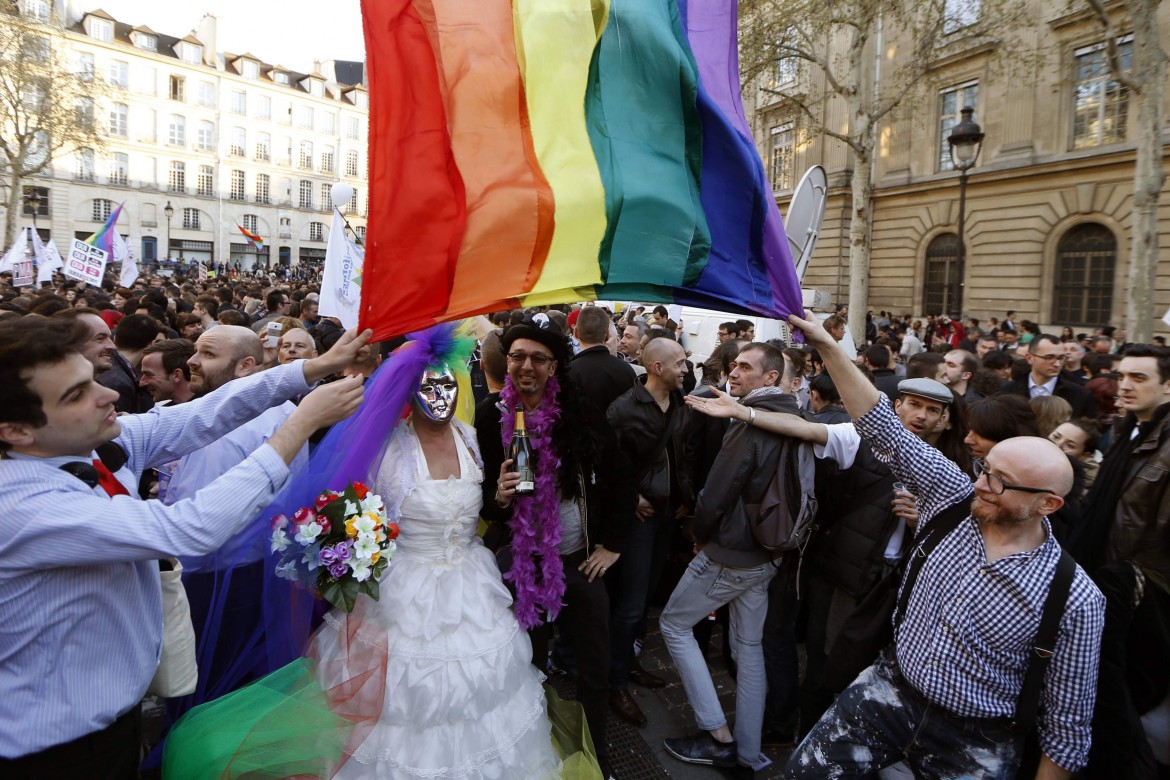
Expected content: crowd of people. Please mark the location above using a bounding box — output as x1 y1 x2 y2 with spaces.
0 268 1166 780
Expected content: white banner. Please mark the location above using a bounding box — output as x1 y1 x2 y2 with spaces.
111 230 138 288
0 229 28 274
318 209 365 330
64 238 108 288
37 238 63 285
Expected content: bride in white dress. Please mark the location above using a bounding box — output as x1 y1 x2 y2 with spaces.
314 367 562 779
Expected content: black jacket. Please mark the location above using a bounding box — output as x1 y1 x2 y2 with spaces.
96 352 154 415
872 368 901 404
569 345 636 420
606 376 694 519
999 376 1095 418
474 393 634 555
694 389 801 568
686 384 730 491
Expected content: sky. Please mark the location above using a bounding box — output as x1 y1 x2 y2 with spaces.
90 0 366 73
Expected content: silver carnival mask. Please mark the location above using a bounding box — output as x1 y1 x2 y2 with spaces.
415 368 459 422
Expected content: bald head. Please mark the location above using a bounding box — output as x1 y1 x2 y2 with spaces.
210 325 265 364
987 437 1074 499
188 325 265 395
643 337 688 393
642 336 684 368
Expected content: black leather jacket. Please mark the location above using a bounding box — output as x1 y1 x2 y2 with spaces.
606 376 694 519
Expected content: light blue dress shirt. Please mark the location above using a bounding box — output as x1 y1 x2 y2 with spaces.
0 361 310 757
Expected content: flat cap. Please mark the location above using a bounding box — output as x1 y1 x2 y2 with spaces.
897 377 954 405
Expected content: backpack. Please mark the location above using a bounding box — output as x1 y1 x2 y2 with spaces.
751 434 818 552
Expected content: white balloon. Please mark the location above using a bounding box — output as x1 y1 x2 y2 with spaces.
330 182 354 209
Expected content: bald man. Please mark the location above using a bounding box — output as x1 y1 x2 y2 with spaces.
605 335 693 727
161 324 311 720
774 313 1104 780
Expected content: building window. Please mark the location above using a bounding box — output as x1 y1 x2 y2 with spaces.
242 60 259 80
355 225 366 242
168 114 186 146
345 149 359 177
922 233 964 317
169 75 185 102
1073 39 1133 149
258 95 272 120
109 61 128 89
169 161 186 193
77 51 94 81
231 90 246 115
939 81 979 171
26 0 50 21
309 222 325 241
110 153 129 186
296 106 314 130
355 92 368 110
943 0 980 33
197 165 214 196
180 42 202 65
137 33 157 52
769 122 794 191
197 120 214 151
140 108 157 143
109 103 128 137
256 173 270 204
197 81 215 108
299 140 314 170
230 127 246 157
309 80 324 98
345 117 360 140
322 112 335 135
183 208 200 230
299 180 312 209
90 18 113 42
243 214 258 232
321 146 335 174
256 132 271 161
321 183 333 212
93 198 113 221
348 188 360 215
1053 223 1116 326
274 71 290 86
230 170 246 201
77 148 95 181
75 97 95 130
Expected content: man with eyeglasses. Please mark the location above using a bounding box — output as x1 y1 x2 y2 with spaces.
999 334 1095 418
776 311 1104 780
474 317 634 780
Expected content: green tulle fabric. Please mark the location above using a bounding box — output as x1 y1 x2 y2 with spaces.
163 659 600 779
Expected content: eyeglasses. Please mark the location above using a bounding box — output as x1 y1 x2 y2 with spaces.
1031 353 1064 362
506 351 554 367
972 458 1055 496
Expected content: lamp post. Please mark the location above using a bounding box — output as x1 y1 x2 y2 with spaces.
24 189 42 236
163 200 174 265
946 106 984 317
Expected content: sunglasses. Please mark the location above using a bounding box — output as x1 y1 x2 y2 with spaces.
506 351 554 367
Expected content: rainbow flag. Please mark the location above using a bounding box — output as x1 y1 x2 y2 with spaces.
358 0 802 340
237 224 264 252
85 202 124 257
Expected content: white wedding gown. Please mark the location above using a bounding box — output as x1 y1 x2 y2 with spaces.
316 421 560 779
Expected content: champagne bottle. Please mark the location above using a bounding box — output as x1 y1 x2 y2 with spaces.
510 405 536 496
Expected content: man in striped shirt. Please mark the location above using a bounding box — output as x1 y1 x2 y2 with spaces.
776 312 1105 779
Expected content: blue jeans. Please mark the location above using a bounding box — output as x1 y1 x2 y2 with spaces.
659 551 778 766
610 511 676 688
785 651 1021 779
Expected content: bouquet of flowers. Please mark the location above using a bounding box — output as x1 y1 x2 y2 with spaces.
269 481 398 613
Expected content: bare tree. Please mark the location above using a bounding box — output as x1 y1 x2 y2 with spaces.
1083 0 1167 343
740 0 1024 343
0 7 106 244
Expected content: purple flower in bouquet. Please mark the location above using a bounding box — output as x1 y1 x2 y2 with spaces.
328 561 348 579
319 545 340 567
334 541 352 561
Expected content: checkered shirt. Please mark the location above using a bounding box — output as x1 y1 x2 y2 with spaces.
853 400 1106 771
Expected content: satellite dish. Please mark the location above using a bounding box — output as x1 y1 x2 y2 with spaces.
785 165 828 283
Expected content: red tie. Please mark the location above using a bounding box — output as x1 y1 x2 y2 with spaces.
93 460 130 497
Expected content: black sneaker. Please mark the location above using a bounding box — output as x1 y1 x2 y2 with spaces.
663 731 738 768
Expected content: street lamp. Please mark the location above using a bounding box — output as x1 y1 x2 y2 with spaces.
24 189 42 235
946 106 984 317
163 200 174 264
